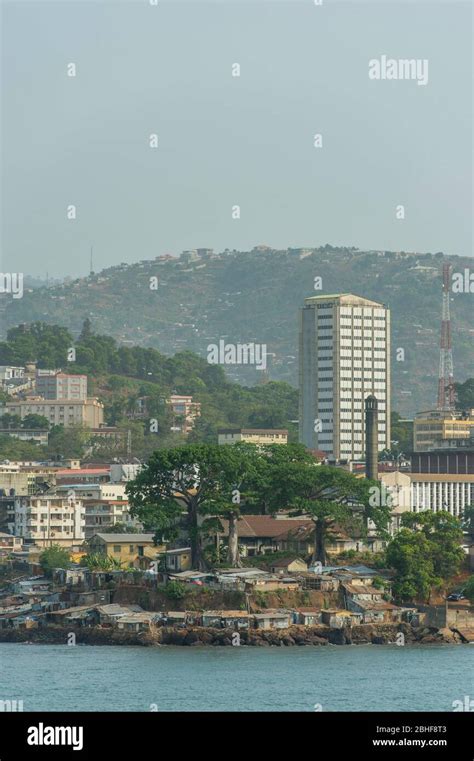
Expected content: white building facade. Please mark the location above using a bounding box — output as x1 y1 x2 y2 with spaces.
410 474 474 519
299 294 391 460
14 495 85 547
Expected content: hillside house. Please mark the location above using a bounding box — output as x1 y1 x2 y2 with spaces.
217 516 313 557
87 533 160 568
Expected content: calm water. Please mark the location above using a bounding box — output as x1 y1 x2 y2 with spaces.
2 643 472 712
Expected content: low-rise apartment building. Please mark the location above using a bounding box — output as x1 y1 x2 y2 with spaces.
35 371 87 400
4 398 104 428
14 495 85 548
83 500 134 539
169 395 201 434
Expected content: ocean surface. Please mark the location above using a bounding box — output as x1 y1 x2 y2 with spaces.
1 643 472 712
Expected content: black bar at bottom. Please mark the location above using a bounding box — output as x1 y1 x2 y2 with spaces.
0 712 471 759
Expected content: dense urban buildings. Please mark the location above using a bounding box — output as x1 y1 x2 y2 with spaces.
298 293 391 460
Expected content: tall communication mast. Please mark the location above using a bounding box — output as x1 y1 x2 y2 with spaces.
437 263 455 410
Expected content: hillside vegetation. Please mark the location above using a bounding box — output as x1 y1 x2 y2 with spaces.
0 322 298 458
3 246 473 415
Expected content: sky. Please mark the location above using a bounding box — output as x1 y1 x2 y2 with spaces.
1 0 472 278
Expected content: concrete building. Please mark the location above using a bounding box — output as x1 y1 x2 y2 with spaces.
410 473 474 519
35 371 87 400
168 394 201 434
83 500 134 539
0 366 25 381
0 366 32 397
48 483 128 502
14 495 85 547
299 294 390 460
4 398 104 428
411 448 474 475
379 470 472 520
0 496 16 533
109 463 143 483
87 533 159 567
0 532 23 552
47 483 131 540
217 428 288 446
0 464 56 497
378 471 412 533
413 409 474 452
0 429 49 446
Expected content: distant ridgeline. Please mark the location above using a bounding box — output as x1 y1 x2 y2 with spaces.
2 246 473 416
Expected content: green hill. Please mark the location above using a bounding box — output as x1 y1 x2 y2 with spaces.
3 246 472 416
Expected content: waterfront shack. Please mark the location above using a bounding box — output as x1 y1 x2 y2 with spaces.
253 609 292 630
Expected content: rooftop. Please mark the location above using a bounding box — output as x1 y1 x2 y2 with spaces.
90 533 155 543
304 294 386 308
218 515 313 539
270 557 306 567
217 428 288 435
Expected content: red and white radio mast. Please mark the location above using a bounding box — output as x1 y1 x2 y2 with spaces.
437 262 455 410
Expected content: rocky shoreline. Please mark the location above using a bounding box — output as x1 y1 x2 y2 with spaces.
0 623 466 647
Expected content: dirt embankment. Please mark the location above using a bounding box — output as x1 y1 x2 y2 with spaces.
0 623 463 647
112 584 335 612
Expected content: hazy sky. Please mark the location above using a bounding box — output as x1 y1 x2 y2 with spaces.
1 0 472 277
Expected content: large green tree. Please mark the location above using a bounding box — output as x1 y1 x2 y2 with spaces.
455 378 474 410
39 545 71 574
386 511 464 602
244 442 315 515
21 413 49 430
126 443 258 570
385 530 439 602
399 511 465 580
253 455 391 563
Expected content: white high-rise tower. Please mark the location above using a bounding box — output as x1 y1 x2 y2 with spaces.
299 293 391 460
